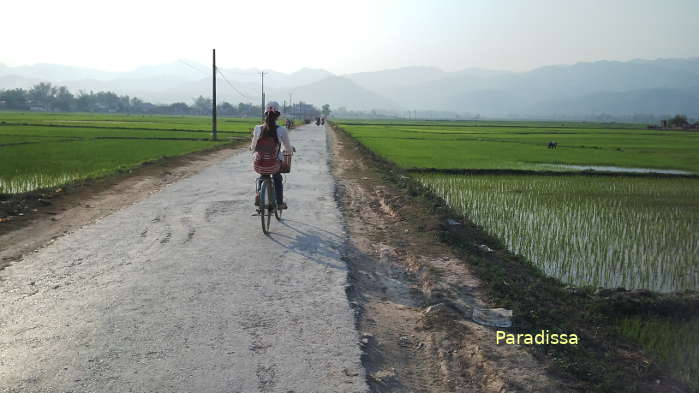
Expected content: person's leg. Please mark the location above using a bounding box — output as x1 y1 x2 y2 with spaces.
273 173 283 204
255 177 261 206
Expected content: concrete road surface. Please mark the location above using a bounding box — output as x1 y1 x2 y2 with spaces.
0 124 367 393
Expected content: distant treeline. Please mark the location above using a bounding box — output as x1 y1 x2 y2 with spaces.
332 106 697 125
0 82 321 117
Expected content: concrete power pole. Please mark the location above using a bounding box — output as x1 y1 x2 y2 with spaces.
259 71 267 118
211 49 217 141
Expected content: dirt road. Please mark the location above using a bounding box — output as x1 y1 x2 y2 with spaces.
0 124 367 392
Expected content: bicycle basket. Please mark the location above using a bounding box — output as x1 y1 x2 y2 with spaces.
279 152 292 174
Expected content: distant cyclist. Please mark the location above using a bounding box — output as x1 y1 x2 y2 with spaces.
250 101 293 209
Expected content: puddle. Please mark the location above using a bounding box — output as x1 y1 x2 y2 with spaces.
541 164 693 175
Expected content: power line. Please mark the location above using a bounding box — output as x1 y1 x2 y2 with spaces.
179 57 252 101
178 59 208 75
216 69 251 100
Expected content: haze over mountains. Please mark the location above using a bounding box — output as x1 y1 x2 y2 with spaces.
1 58 698 118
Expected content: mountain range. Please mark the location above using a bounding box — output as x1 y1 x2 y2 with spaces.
1 58 698 118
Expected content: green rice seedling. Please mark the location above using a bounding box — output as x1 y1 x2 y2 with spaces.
0 172 83 195
1 138 226 195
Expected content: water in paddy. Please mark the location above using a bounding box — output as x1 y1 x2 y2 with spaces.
542 164 693 175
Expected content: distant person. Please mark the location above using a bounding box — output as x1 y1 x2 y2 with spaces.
250 101 293 209
321 117 325 125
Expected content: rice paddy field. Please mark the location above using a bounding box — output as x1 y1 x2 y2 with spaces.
337 119 699 292
337 119 699 388
338 121 699 173
414 173 698 292
0 112 258 194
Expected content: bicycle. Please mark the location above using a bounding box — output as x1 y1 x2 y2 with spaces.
256 174 281 235
254 148 294 234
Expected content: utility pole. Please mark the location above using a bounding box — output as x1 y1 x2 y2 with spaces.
259 71 267 117
289 92 293 118
211 49 217 141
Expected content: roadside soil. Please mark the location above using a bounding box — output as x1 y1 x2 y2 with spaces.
329 126 575 393
0 145 240 271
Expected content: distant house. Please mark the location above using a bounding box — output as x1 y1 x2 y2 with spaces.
30 105 48 112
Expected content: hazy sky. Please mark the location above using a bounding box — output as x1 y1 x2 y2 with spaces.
3 0 698 74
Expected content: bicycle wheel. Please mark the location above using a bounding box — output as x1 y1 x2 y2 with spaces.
266 178 275 231
274 181 283 221
275 204 283 220
260 177 272 234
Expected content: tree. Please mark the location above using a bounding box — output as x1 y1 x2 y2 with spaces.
321 104 331 117
28 82 56 109
75 91 95 112
218 102 236 116
168 102 190 115
193 96 212 115
296 101 320 117
0 88 30 110
54 86 74 112
130 97 146 113
668 114 689 128
94 91 122 112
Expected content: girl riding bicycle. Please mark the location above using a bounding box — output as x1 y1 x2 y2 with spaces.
251 101 293 209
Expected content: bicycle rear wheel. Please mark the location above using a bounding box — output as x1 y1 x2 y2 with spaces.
260 178 272 234
267 178 277 227
274 189 283 220
275 206 283 220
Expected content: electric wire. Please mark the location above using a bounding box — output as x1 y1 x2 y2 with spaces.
178 59 208 74
216 68 252 100
178 58 254 101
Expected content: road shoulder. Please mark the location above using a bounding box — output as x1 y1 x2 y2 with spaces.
329 125 572 392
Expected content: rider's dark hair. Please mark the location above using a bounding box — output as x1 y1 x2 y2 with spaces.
261 110 280 144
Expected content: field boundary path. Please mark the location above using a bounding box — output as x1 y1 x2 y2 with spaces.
0 123 368 392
